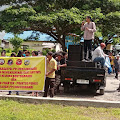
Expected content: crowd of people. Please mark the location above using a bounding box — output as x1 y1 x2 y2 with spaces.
0 15 119 97
0 49 68 97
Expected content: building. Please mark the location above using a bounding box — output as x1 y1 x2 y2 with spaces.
2 31 62 52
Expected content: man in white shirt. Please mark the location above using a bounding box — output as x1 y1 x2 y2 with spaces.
92 43 107 68
81 16 96 60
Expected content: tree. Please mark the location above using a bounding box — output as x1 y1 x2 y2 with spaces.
9 35 23 53
112 37 120 46
0 5 104 51
0 0 120 50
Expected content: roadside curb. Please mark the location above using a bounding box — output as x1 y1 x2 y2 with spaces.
0 95 120 108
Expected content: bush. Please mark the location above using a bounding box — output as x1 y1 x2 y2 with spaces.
26 49 36 53
42 48 56 56
9 35 23 53
4 48 12 53
6 53 11 57
42 50 47 56
42 48 51 56
0 48 3 53
52 49 56 53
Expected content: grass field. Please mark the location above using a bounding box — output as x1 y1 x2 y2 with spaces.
0 100 120 120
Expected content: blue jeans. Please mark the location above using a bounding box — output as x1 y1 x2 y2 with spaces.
93 57 105 67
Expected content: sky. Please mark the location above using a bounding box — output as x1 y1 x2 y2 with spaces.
0 5 9 11
0 5 55 41
0 5 9 39
3 31 55 41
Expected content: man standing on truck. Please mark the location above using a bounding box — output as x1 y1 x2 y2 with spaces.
43 52 57 98
92 43 107 68
81 16 96 61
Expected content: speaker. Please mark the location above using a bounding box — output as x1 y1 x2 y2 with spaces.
68 45 83 61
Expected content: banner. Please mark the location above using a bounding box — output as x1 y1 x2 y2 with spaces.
0 56 46 91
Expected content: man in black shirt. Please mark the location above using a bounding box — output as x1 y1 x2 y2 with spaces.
55 53 67 94
114 55 119 79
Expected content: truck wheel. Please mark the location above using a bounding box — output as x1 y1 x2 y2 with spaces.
64 85 70 93
91 89 97 95
100 89 104 95
63 82 70 93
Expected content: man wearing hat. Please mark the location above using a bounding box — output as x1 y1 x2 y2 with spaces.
55 53 67 94
92 43 107 68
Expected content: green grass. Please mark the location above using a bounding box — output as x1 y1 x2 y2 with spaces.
0 100 120 120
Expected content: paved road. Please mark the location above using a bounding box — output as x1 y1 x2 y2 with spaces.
94 74 120 101
55 74 120 101
0 74 120 101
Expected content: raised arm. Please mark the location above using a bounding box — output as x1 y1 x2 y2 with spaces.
81 21 85 31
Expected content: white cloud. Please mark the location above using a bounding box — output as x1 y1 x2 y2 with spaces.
0 5 9 11
0 31 6 40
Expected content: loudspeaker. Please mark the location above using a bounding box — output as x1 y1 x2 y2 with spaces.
68 45 83 61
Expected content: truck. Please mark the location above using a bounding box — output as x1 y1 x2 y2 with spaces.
61 45 106 95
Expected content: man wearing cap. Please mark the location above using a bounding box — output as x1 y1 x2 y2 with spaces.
92 43 107 68
55 53 67 94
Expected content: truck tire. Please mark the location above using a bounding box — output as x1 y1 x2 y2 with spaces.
64 85 70 93
100 89 104 95
63 81 70 93
91 89 97 95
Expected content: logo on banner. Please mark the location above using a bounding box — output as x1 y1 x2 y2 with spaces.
0 59 5 65
16 59 22 65
7 59 13 65
24 60 30 65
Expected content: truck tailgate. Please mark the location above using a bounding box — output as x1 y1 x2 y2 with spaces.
61 67 105 80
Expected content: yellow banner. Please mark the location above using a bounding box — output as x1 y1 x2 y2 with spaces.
0 56 46 91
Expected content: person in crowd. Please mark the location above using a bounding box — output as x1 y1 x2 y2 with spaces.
92 43 108 68
61 51 68 64
7 53 19 95
32 51 38 57
31 51 39 97
11 52 17 57
81 16 96 61
55 53 67 94
43 52 57 98
109 52 115 73
116 55 120 91
17 50 23 57
114 55 119 79
38 50 42 56
1 50 6 57
22 50 27 57
52 52 58 59
25 50 30 57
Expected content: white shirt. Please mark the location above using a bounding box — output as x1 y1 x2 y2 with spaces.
92 46 105 61
81 22 96 40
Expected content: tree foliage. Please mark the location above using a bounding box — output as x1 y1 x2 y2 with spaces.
112 37 120 46
0 0 120 50
9 35 23 53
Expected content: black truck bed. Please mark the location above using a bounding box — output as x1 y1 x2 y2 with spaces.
61 66 105 79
